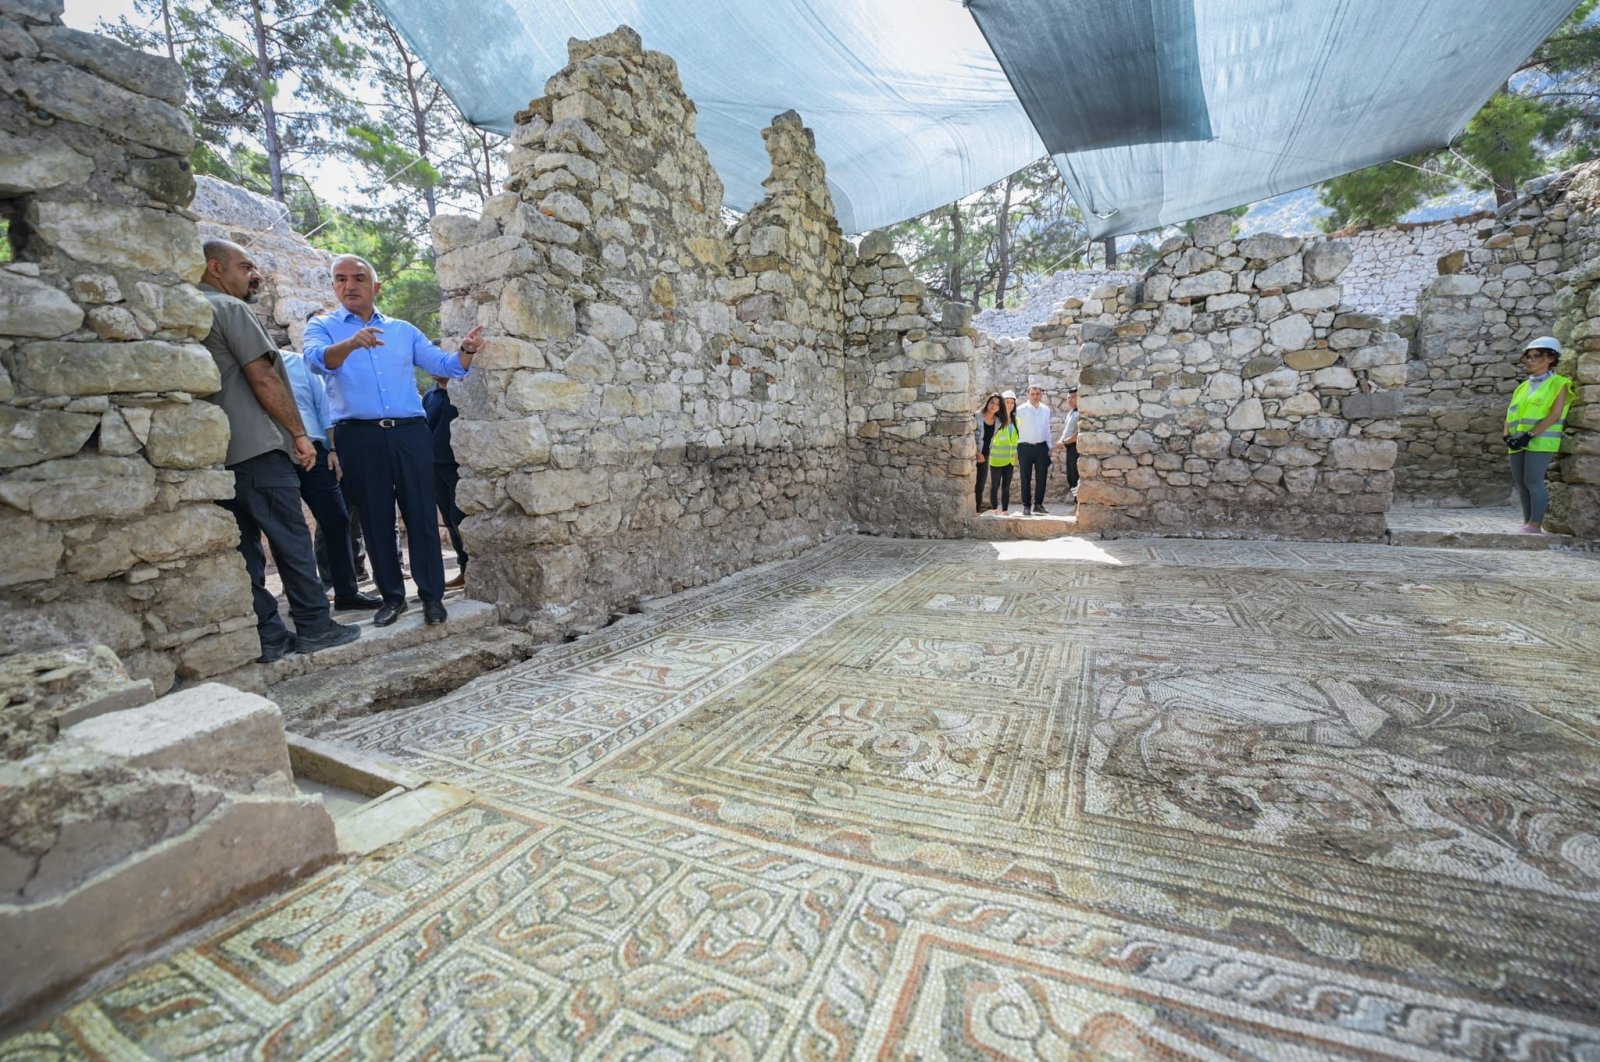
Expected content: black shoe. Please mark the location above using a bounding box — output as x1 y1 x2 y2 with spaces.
256 639 292 664
423 600 447 625
374 600 409 627
1033 506 1050 515
333 592 383 610
294 621 361 654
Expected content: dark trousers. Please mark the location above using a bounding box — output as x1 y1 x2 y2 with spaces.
1018 442 1050 508
298 440 360 598
338 420 445 603
435 462 468 566
221 450 331 651
975 460 990 512
1064 443 1080 491
988 464 1014 511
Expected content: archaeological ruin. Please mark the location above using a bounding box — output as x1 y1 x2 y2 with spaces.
2 1 1597 1052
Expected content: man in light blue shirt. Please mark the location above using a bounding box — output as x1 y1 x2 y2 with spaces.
282 348 378 611
304 254 484 627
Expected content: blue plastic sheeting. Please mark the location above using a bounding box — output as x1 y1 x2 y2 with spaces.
374 0 1045 234
1042 0 1578 238
377 0 1578 238
970 0 1212 155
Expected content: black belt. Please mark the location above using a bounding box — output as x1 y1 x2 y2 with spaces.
338 417 425 428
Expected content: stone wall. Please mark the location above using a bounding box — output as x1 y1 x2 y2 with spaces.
1334 216 1485 320
844 233 976 537
432 29 857 633
973 267 1143 340
192 175 332 349
1067 214 1404 539
0 0 255 693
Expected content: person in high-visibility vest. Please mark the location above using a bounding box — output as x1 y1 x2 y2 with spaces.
987 397 1020 516
1504 335 1574 534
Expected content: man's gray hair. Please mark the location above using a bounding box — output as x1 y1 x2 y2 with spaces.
331 253 379 282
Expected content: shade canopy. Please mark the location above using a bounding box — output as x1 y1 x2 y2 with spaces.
376 0 1578 237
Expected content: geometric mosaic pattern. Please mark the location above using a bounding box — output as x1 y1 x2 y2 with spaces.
10 536 1600 1058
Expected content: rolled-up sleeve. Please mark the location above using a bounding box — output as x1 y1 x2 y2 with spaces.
303 317 336 376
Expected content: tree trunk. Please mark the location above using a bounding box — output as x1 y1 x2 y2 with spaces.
994 174 1015 307
159 0 176 61
249 0 285 202
948 204 964 303
477 129 495 200
1103 236 1117 268
388 23 438 221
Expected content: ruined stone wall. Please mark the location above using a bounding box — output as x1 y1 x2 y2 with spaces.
1539 168 1600 536
973 267 1143 340
192 175 331 349
1334 216 1485 320
432 29 852 633
1071 215 1404 539
0 0 254 693
1403 198 1563 505
844 233 975 537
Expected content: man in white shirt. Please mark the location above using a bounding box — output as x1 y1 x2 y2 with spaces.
1013 385 1053 515
1055 387 1080 499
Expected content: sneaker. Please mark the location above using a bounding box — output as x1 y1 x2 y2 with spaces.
1034 506 1050 515
295 621 362 654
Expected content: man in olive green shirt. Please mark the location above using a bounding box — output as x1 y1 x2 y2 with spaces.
200 240 359 662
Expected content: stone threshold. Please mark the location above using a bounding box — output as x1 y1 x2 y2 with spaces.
205 598 502 694
1388 528 1591 551
289 732 473 855
967 509 1081 539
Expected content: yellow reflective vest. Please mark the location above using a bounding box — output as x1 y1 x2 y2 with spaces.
1505 373 1574 453
988 423 1019 467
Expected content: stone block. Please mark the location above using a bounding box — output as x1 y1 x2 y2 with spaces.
1312 366 1358 390
1268 315 1314 351
507 371 591 413
1283 349 1339 371
1431 274 1483 297
144 402 230 468
0 456 158 520
453 419 551 472
1342 392 1404 419
66 683 292 787
6 340 220 396
1191 214 1234 248
0 645 151 758
1256 254 1303 289
0 270 85 338
1329 438 1397 470
1225 398 1266 431
500 277 576 341
0 407 98 469
1171 270 1232 299
0 794 335 1023
581 302 638 340
8 59 191 155
1304 242 1352 283
0 130 93 195
1239 234 1301 261
30 202 202 279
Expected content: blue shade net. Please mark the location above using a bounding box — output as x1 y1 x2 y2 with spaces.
378 0 1577 238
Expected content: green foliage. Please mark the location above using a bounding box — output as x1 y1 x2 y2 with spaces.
1319 4 1600 226
1456 93 1555 199
877 158 1087 309
1318 157 1449 231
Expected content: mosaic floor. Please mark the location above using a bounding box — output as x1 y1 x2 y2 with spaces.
10 536 1600 1059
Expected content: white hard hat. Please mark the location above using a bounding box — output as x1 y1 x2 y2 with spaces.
1522 336 1562 355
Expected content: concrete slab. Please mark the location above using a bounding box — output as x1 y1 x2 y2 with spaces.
331 783 472 855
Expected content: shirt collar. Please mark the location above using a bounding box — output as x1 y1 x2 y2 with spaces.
1529 370 1553 385
337 306 386 325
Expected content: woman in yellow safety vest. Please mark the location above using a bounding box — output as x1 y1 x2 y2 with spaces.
987 398 1019 515
1504 335 1574 534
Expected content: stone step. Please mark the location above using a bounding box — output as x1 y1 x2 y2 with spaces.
209 598 502 696
271 625 537 734
1388 528 1583 551
966 509 1080 539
